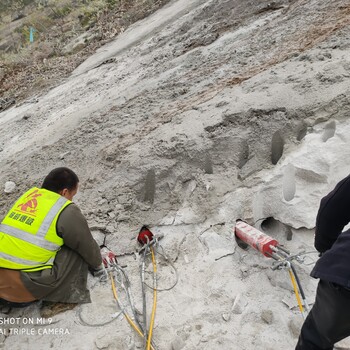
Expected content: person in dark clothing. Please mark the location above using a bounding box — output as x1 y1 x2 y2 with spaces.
0 167 104 311
296 174 350 349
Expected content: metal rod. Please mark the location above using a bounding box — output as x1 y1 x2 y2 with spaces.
276 244 290 255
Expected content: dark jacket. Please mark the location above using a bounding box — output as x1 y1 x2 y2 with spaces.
15 203 102 303
311 174 350 288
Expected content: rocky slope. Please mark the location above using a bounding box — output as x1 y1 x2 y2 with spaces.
1 0 350 349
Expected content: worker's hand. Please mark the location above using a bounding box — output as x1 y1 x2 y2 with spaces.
89 263 108 281
101 247 117 268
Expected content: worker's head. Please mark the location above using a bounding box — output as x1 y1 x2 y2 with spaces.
41 167 79 200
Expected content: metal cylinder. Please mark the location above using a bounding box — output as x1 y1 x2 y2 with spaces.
234 221 279 257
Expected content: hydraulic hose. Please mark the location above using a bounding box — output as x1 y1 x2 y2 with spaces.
115 264 144 333
271 248 309 317
269 250 307 319
141 243 149 349
144 248 179 292
147 246 157 350
290 263 310 313
288 268 306 319
110 271 156 350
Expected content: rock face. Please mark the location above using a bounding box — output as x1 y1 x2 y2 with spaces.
0 0 349 349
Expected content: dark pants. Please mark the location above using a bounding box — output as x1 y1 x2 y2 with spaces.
21 246 90 303
296 279 350 349
0 298 36 308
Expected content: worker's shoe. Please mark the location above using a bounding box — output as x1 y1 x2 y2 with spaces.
40 301 77 318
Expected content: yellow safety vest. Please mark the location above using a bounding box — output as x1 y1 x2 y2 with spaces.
0 187 71 272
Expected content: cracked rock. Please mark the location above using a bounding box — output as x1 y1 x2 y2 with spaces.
231 294 248 314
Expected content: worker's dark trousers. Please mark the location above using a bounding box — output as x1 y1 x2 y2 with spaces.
295 279 350 350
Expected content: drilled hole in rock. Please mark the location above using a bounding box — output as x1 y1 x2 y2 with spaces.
283 164 296 201
260 217 276 232
271 131 284 165
234 220 249 250
238 140 249 169
143 168 156 203
204 154 213 174
260 217 293 242
321 120 336 142
234 234 250 250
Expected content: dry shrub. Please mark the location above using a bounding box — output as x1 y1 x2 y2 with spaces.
0 0 171 103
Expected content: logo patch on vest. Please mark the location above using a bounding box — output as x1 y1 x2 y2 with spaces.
16 189 42 216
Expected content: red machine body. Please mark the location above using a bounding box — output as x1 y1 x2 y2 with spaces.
234 220 278 257
137 226 154 245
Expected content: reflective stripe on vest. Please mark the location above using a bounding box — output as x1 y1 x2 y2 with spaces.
0 188 71 271
0 224 60 251
0 251 55 266
36 196 68 239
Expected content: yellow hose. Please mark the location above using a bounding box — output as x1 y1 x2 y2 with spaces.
288 269 305 319
147 247 157 350
109 271 156 350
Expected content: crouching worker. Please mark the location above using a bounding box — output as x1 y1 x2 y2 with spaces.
0 167 104 313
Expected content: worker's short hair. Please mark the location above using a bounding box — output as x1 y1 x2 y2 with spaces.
41 167 79 193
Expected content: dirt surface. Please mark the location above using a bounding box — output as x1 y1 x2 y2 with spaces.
0 0 171 108
1 0 350 349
